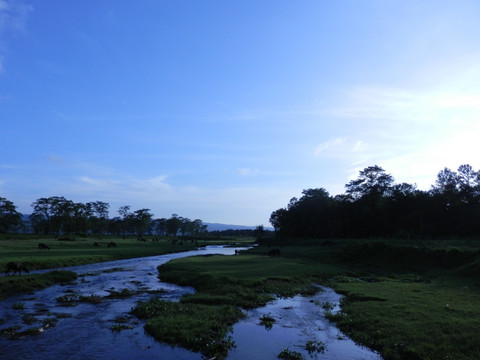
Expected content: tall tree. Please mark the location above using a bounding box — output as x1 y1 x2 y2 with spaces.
132 208 153 238
345 165 394 200
118 205 132 238
166 214 182 236
30 196 74 234
89 201 110 235
0 197 23 233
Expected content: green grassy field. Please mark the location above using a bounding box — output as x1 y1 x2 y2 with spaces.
0 235 204 300
142 239 480 360
0 235 210 271
2 235 480 359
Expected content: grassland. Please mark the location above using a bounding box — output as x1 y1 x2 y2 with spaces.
139 238 480 360
0 234 207 300
3 234 480 359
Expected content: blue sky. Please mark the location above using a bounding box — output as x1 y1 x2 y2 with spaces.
1 0 480 226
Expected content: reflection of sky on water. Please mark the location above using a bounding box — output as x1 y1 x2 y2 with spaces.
229 288 382 360
1 246 381 359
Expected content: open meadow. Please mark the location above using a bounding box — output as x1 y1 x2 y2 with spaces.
0 234 251 300
2 235 480 359
146 238 480 360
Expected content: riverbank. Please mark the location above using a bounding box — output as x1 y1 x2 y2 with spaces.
0 236 251 300
148 239 480 360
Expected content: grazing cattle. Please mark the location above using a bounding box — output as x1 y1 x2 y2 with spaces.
93 242 99 247
5 262 30 276
268 248 281 257
235 250 239 255
38 242 50 250
107 242 117 248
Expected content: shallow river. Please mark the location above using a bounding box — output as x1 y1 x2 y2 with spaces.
0 246 382 360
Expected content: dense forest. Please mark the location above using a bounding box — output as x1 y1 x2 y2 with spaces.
270 164 480 239
0 197 206 238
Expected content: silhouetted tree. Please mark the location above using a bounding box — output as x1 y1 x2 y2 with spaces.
0 197 23 233
132 208 153 238
166 214 182 236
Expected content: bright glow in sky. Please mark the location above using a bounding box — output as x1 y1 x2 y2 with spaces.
1 0 480 226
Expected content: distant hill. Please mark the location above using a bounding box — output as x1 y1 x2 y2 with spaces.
204 223 273 232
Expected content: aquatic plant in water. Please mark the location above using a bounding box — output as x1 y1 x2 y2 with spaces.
305 340 326 353
278 347 304 360
259 314 276 329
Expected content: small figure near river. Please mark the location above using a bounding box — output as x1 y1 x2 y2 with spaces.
5 262 30 276
268 248 281 256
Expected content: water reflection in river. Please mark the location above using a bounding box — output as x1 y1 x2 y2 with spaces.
229 289 382 360
0 246 381 360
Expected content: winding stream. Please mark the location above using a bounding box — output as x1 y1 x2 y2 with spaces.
0 246 381 360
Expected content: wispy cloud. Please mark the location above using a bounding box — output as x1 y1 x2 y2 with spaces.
0 0 33 33
328 83 480 189
314 137 347 156
0 0 33 73
436 94 480 109
237 168 259 176
47 155 65 164
314 137 370 160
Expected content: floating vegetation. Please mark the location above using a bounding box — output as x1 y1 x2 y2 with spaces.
0 325 21 337
42 317 58 329
105 288 140 299
12 302 25 310
109 315 137 332
278 347 304 360
56 294 80 306
259 314 276 330
22 314 37 325
110 324 134 332
1 310 69 339
0 326 42 339
51 312 72 319
79 294 104 304
321 301 335 311
305 340 326 353
113 316 131 323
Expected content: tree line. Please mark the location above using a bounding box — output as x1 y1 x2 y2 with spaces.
0 196 206 238
270 164 480 239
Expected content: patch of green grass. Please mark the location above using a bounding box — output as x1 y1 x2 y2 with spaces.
158 253 336 308
328 279 480 360
132 298 244 359
0 270 78 301
0 236 200 273
152 240 480 360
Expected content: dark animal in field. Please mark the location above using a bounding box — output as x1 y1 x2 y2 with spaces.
38 242 50 250
137 238 147 242
5 262 30 276
107 242 117 248
235 250 239 255
93 242 99 247
268 248 281 256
